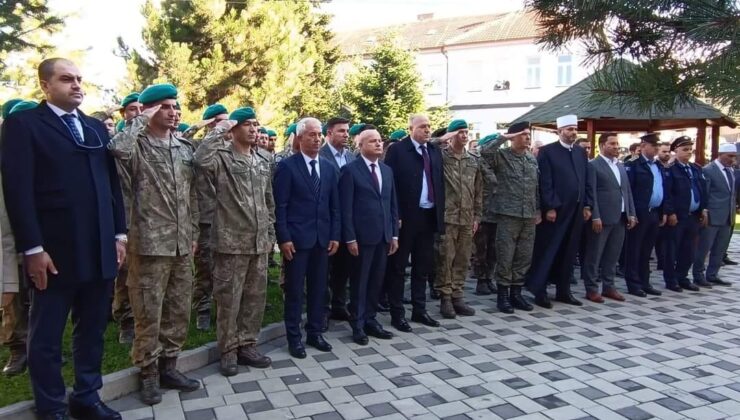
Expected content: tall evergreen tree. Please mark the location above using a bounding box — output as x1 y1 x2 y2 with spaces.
0 0 61 73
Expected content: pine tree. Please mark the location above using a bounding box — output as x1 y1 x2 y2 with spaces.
527 0 740 115
0 0 61 73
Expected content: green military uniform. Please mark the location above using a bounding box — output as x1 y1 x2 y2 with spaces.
108 113 199 370
194 125 275 361
435 146 482 313
472 144 499 294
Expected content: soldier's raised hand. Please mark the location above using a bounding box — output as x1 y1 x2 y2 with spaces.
217 119 238 131
141 104 161 119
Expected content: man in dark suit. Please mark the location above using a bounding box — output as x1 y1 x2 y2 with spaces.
527 114 588 308
1 58 126 420
582 133 637 303
624 133 670 297
663 136 708 292
694 143 737 285
339 127 398 345
319 117 355 324
383 114 445 332
273 117 340 359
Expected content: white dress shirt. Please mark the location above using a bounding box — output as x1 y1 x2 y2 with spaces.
302 152 320 178
559 140 574 151
714 159 733 190
47 102 84 142
410 138 434 209
601 154 625 212
327 142 348 168
361 155 382 192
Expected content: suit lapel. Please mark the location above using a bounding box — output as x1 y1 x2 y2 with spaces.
357 159 381 198
36 102 78 145
295 154 318 200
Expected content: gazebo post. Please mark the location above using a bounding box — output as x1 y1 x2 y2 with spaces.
695 120 707 165
710 124 720 161
586 119 596 158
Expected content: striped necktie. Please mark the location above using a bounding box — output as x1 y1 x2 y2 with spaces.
310 160 320 196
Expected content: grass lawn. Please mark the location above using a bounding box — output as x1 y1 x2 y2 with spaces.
0 263 284 408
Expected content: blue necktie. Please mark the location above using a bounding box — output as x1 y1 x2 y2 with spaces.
684 165 700 205
61 113 84 145
724 167 734 191
310 160 320 196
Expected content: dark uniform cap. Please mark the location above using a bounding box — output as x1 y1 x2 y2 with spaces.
670 135 693 151
640 132 660 145
507 121 530 134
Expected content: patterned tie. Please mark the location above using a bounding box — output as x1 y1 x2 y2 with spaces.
370 163 380 193
61 113 84 145
310 160 320 196
724 167 734 191
419 145 435 203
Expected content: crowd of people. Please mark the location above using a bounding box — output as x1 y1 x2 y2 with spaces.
0 58 738 420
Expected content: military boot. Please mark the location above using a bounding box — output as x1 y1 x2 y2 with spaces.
510 286 533 311
238 345 272 368
439 296 456 319
219 350 238 377
196 309 211 331
496 285 514 314
159 357 200 392
486 279 497 294
139 362 161 405
2 345 27 377
452 297 475 316
118 318 134 345
475 279 492 295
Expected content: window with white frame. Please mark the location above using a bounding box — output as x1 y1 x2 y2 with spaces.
526 57 541 88
557 55 573 86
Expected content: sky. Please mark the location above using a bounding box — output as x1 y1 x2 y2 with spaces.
42 0 525 102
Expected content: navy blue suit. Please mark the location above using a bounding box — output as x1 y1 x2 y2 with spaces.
624 155 671 292
1 101 125 415
663 162 707 287
273 153 340 345
383 137 445 320
339 157 398 331
527 142 588 297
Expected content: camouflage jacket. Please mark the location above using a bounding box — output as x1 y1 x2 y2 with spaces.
194 133 229 225
441 147 483 226
108 115 199 256
480 135 540 219
194 127 275 255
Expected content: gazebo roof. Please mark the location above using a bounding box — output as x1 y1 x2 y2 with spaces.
511 61 737 132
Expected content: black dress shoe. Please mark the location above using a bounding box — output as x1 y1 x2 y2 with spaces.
555 293 583 306
694 280 713 288
306 335 333 352
723 256 738 265
411 312 440 327
534 294 553 309
69 400 121 420
709 278 732 286
665 284 683 293
330 308 351 321
352 331 369 346
628 289 647 297
679 282 700 292
289 344 307 359
391 318 412 333
365 325 393 340
643 286 663 295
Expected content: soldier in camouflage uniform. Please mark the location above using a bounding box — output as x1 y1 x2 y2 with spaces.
108 84 201 405
434 120 482 318
194 108 275 377
479 122 540 314
472 149 499 296
192 104 229 331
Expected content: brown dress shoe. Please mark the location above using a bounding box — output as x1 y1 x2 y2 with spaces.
602 289 625 301
585 291 604 303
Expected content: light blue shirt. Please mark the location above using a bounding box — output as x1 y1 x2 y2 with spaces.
326 142 348 168
680 162 700 212
410 138 434 209
646 156 663 209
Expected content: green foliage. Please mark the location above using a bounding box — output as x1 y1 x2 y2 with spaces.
527 0 740 115
122 0 340 131
339 36 449 137
0 0 62 72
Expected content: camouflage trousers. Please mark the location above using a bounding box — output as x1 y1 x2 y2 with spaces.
435 223 474 298
472 222 497 280
111 257 133 325
128 255 194 368
192 223 213 313
213 253 268 353
1 271 28 349
494 214 536 287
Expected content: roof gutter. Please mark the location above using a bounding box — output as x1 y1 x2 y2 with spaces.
441 45 449 103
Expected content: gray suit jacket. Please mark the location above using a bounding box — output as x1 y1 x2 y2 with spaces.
320 143 356 175
703 161 736 227
587 155 636 225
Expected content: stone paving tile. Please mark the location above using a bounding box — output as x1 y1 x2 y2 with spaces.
109 241 740 419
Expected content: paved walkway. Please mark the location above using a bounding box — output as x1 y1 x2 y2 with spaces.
111 238 740 420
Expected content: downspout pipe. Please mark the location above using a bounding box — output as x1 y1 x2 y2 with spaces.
441 45 449 103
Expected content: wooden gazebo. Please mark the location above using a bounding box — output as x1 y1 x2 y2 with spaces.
510 65 737 164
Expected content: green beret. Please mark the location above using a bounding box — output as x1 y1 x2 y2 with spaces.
285 123 297 137
259 127 268 134
120 92 140 109
348 123 365 136
447 119 468 132
177 123 190 132
203 103 228 120
266 129 277 137
389 129 407 141
2 98 23 119
116 120 126 133
8 100 38 115
229 107 257 125
478 133 501 147
138 83 178 105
